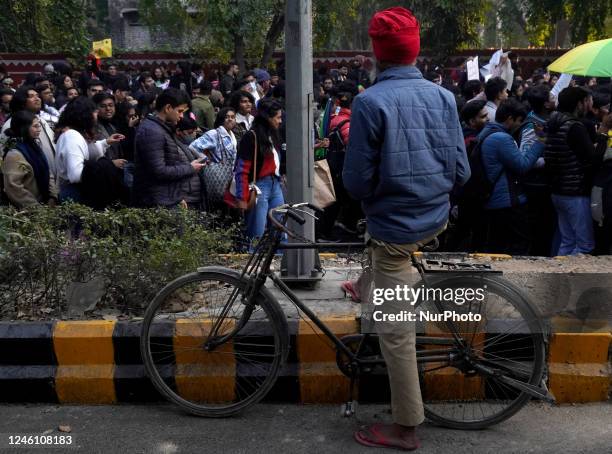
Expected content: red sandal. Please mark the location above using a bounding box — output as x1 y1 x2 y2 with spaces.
341 280 361 303
353 424 420 451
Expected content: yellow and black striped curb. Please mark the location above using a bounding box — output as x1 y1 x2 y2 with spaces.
548 332 612 403
0 319 610 404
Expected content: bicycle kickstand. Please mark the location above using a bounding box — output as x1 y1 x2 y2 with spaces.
342 374 358 417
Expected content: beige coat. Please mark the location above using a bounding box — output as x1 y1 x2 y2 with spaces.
2 149 58 208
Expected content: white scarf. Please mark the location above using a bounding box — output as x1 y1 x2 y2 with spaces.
236 112 254 130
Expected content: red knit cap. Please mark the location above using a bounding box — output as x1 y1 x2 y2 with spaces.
368 7 420 64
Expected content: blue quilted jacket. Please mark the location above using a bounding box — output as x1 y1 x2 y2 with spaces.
133 116 196 207
343 65 470 244
479 122 544 210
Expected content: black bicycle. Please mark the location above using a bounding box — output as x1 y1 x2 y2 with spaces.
140 202 551 430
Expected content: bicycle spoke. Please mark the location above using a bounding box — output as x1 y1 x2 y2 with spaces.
420 276 544 429
141 271 285 416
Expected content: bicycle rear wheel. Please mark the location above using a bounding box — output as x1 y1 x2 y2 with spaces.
140 267 288 417
416 275 546 429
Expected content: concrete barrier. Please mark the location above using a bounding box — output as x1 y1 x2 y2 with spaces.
0 253 610 404
0 317 609 404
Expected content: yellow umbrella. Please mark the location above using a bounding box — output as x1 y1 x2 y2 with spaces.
548 38 612 77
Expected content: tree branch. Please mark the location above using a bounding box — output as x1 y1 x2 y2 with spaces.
260 10 285 68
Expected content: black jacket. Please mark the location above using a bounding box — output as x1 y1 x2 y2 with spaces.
81 157 129 210
220 74 235 96
545 111 607 196
133 116 195 207
348 68 370 88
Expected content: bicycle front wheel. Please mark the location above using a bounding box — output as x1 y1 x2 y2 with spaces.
416 275 546 430
140 267 289 417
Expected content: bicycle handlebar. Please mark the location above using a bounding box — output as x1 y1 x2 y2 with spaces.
286 209 306 225
267 203 322 237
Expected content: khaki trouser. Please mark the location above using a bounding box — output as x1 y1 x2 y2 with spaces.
368 229 443 427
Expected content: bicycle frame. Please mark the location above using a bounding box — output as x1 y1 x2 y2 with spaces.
268 270 460 368
202 208 553 402
207 220 463 372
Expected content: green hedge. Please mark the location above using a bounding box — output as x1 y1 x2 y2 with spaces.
0 204 237 320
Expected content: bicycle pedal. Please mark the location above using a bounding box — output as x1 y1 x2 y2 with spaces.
341 400 358 417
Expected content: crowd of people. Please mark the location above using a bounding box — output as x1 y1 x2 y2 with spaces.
0 50 610 255
316 59 611 258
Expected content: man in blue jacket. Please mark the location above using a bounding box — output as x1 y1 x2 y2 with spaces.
344 7 470 451
479 99 545 254
133 88 205 208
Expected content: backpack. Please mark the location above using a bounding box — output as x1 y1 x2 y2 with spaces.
327 119 349 154
460 129 504 206
326 119 349 177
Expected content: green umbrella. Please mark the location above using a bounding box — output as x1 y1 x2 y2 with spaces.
548 38 612 77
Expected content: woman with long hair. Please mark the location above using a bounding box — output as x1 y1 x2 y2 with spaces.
189 107 238 211
54 74 74 109
190 107 237 162
137 91 158 120
113 101 140 190
55 96 123 202
228 90 255 142
2 110 57 207
152 66 170 89
234 98 285 240
114 101 140 162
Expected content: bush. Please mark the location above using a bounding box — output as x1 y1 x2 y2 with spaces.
0 204 237 320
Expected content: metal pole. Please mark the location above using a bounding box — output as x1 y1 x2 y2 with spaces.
281 0 321 284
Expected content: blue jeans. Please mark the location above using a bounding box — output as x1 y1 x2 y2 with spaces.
246 175 284 240
551 194 594 255
123 162 135 188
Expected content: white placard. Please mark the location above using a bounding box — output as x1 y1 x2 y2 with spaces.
489 49 503 67
551 73 572 101
467 57 479 81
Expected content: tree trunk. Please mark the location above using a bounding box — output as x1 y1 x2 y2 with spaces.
260 11 285 68
234 33 246 73
546 19 570 48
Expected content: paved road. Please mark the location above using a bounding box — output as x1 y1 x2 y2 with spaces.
0 402 610 453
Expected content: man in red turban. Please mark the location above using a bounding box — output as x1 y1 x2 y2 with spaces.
344 7 470 451
368 6 420 66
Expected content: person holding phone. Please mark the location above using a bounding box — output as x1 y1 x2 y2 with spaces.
133 88 205 208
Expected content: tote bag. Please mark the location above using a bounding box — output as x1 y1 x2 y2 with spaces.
313 159 336 208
